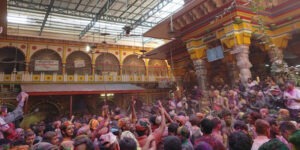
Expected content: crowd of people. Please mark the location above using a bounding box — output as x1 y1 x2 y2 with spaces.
1 76 300 150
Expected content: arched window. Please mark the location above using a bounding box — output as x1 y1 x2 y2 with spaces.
66 51 92 75
122 55 146 75
0 46 25 74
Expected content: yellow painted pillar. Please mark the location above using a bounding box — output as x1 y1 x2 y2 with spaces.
25 43 31 73
62 46 67 75
219 20 253 84
91 53 96 75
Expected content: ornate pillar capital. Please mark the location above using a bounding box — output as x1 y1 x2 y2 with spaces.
186 38 207 60
270 34 291 49
218 21 252 49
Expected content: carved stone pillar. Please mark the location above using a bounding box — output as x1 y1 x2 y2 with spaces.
227 62 239 86
193 59 209 110
268 47 283 63
234 45 252 85
193 59 207 92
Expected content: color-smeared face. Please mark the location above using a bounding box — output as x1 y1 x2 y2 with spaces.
286 83 294 91
65 125 74 137
51 135 59 146
25 135 35 146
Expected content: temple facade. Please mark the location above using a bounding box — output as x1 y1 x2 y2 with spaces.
145 0 300 107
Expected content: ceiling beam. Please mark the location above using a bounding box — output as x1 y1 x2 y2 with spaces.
75 0 83 10
79 0 117 39
118 0 139 18
8 0 157 27
115 0 173 42
39 0 54 36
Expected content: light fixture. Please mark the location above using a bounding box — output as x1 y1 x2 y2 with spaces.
265 64 270 67
86 45 90 52
100 93 114 97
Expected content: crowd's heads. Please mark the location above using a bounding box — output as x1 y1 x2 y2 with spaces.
265 118 279 138
259 139 289 150
175 115 187 126
278 109 290 121
88 119 99 131
24 129 35 146
177 126 190 140
99 132 118 150
211 117 222 130
43 131 59 146
260 108 269 119
119 137 137 150
228 131 252 150
15 128 25 140
168 122 179 136
120 131 139 148
163 136 182 150
135 118 150 136
285 80 295 91
221 109 232 126
194 142 213 150
73 135 94 150
200 118 214 135
77 125 92 138
118 117 131 131
233 120 248 133
255 119 270 137
289 130 300 150
60 121 74 137
247 112 262 125
189 115 200 126
279 121 297 140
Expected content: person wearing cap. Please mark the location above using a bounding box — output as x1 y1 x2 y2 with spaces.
283 80 300 122
0 92 28 140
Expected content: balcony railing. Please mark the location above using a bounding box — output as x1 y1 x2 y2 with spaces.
0 72 175 84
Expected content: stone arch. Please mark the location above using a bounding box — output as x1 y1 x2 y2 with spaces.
148 59 168 76
29 101 62 120
0 46 25 74
95 52 120 75
122 54 146 75
30 49 62 74
66 51 92 75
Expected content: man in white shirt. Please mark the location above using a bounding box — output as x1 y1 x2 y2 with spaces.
283 80 300 122
251 119 270 150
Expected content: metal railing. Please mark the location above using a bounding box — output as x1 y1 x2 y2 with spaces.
0 72 175 84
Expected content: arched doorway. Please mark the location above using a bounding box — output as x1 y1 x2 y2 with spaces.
122 55 146 75
66 51 92 75
29 101 62 121
249 42 271 79
148 59 168 76
95 53 120 75
285 33 300 66
0 46 25 74
30 49 62 74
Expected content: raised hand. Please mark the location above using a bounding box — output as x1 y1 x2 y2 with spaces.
17 92 28 102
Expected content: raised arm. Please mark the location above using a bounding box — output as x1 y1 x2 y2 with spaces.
130 96 137 123
157 100 166 132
